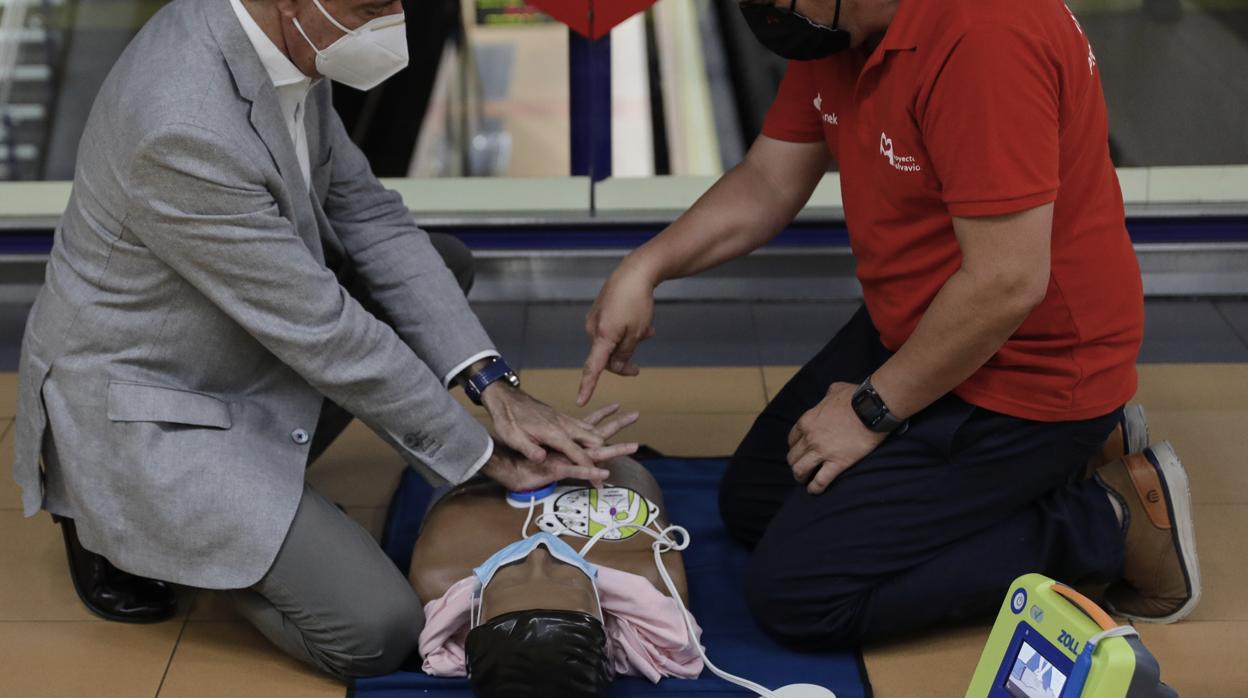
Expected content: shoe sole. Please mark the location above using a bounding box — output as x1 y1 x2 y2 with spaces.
1123 404 1149 456
1108 441 1202 624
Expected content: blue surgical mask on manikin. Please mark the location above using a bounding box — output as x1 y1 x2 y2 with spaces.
470 532 602 628
474 531 599 588
292 0 409 91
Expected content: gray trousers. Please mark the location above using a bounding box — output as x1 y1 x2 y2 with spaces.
229 233 475 678
229 484 424 678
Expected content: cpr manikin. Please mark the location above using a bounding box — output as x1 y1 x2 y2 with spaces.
409 458 837 698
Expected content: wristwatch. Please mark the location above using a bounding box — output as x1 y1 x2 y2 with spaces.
463 357 521 405
851 376 907 434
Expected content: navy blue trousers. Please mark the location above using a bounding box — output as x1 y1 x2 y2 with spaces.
719 306 1126 647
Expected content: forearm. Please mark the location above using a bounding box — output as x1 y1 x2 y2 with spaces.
870 270 1042 420
625 164 796 284
624 137 828 286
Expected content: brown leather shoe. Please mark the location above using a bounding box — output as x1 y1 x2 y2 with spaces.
1095 442 1201 623
1084 404 1149 479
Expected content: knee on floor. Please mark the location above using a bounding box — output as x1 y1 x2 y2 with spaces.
743 557 869 648
312 596 423 678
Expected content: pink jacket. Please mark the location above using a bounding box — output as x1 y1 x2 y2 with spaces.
419 567 704 683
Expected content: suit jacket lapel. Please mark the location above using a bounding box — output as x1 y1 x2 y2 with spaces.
202 0 323 262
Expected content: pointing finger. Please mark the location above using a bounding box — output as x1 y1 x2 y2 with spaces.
578 335 617 407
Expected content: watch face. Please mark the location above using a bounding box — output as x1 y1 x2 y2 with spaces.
853 387 883 413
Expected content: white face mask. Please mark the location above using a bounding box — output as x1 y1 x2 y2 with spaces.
292 0 408 91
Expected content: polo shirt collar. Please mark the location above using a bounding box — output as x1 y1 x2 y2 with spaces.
229 0 312 89
877 0 920 51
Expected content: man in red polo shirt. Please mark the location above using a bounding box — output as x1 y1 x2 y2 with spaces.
578 0 1201 645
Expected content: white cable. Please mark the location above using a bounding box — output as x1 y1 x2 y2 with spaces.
575 518 781 698
520 495 537 538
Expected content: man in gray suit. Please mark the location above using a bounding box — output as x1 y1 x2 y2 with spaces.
12 0 636 678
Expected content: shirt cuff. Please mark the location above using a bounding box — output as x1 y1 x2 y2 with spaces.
457 437 494 484
443 350 502 389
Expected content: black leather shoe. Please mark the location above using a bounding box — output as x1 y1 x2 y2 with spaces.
53 515 178 623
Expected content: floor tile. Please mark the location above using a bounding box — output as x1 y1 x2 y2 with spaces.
520 367 768 416
1134 621 1248 697
1134 364 1248 410
159 622 344 697
469 302 527 369
0 372 15 418
0 620 182 697
305 421 407 509
0 508 195 623
1186 505 1248 623
0 509 113 621
1146 409 1248 504
762 366 800 402
523 302 762 369
1139 301 1248 363
752 301 858 366
863 623 991 697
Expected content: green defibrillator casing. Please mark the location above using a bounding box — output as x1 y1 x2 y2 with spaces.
966 574 1176 698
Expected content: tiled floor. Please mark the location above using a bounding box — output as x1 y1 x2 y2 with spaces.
2 302 1248 695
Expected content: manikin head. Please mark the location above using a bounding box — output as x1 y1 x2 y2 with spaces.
466 542 610 697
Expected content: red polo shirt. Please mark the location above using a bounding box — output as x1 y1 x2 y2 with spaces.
762 0 1143 422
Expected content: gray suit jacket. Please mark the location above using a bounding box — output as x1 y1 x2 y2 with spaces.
12 0 496 588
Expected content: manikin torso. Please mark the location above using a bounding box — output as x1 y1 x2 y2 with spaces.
409 456 688 622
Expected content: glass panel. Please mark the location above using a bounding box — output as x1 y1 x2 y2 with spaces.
450 0 569 177
1070 0 1248 166
0 0 570 181
606 0 1248 179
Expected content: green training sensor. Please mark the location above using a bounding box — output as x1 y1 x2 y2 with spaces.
965 574 1175 698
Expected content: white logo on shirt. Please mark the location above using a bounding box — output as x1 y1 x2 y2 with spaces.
813 93 838 126
880 132 921 172
1065 5 1097 75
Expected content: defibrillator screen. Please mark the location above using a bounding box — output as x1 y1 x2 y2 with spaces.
1003 640 1069 698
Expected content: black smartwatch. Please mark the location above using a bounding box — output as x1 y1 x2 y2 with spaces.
462 357 520 405
851 376 907 434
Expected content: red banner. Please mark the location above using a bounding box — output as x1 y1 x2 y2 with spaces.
525 0 660 39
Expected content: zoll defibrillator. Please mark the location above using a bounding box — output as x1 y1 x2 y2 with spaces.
966 574 1176 698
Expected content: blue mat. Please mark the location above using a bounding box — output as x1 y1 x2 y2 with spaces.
350 458 871 698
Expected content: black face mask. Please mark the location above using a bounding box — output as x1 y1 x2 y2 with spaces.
466 610 610 698
740 0 852 61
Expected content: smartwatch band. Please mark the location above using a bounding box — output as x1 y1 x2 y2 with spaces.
851 376 907 434
463 357 520 405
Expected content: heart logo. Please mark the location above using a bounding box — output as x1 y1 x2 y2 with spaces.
879 132 895 165
526 0 660 39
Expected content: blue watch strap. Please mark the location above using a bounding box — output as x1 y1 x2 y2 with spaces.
464 357 519 405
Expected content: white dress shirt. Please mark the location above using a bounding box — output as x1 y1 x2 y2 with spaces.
229 0 498 479
230 0 313 189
